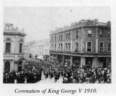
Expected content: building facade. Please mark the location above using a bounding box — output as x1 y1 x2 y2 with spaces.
4 23 26 73
50 20 111 68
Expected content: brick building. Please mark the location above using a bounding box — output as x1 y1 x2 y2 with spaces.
3 23 26 72
50 19 111 68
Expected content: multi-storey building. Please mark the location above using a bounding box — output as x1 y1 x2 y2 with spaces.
50 19 111 68
4 23 26 72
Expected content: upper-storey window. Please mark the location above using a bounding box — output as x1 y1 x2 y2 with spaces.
61 43 63 50
76 30 78 39
61 35 63 41
68 43 71 50
59 43 63 50
55 35 56 42
65 43 67 50
5 42 11 53
99 42 104 52
59 34 63 41
88 30 92 37
75 42 78 52
65 43 70 51
55 44 56 49
59 35 60 41
66 32 70 40
87 42 92 52
99 29 103 37
19 43 23 53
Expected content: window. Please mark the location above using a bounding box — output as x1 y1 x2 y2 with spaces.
55 44 56 49
5 42 11 53
66 32 70 40
99 42 104 52
59 43 60 49
65 43 69 50
76 30 78 39
61 43 63 50
99 29 103 37
88 30 92 37
59 35 60 41
65 43 67 50
59 34 63 41
108 43 111 52
87 42 92 52
61 35 63 41
75 42 78 52
68 43 70 50
19 43 23 53
55 35 56 42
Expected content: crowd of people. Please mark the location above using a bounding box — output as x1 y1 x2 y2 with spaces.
63 67 111 83
3 56 111 83
3 66 111 84
3 69 42 83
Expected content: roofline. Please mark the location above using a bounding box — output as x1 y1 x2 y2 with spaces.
4 31 26 36
50 24 110 35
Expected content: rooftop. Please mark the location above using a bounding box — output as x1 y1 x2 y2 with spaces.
51 19 111 34
4 23 26 36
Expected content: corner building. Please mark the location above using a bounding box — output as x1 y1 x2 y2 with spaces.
4 23 26 72
50 20 111 68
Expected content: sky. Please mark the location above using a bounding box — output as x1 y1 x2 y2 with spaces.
4 7 110 42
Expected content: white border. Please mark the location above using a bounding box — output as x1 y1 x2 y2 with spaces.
0 0 116 96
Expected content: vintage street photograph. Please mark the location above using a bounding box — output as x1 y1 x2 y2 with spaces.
3 7 111 84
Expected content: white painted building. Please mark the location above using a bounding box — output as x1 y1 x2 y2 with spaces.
3 23 26 72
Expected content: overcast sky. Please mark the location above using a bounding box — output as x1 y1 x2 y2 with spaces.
4 7 110 42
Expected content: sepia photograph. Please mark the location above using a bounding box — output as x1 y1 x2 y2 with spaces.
3 6 111 84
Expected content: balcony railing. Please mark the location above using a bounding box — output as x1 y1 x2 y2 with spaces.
49 50 111 57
